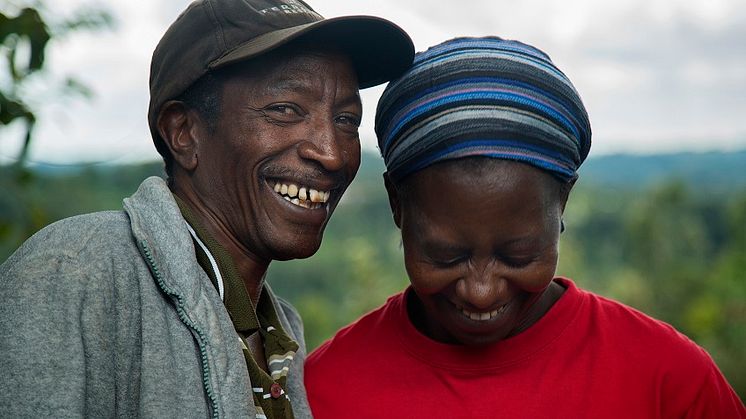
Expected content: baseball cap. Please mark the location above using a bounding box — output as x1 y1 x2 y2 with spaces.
148 0 415 156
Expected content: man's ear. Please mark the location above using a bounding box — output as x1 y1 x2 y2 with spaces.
383 172 402 229
156 100 202 171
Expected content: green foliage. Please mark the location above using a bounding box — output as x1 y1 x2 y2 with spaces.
0 6 46 163
1 152 744 399
0 162 164 258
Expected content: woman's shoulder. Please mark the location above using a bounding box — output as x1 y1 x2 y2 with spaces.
306 292 405 370
559 279 745 415
578 282 696 346
568 279 718 382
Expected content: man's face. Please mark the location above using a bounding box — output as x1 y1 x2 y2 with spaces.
191 49 362 262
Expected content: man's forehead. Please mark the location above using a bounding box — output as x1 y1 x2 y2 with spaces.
240 45 354 76
224 49 360 97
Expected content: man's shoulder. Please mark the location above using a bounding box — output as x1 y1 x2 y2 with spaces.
2 176 174 274
3 210 133 267
0 208 148 302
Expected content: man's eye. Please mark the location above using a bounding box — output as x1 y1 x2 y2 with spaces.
335 114 361 127
259 104 306 123
266 104 300 116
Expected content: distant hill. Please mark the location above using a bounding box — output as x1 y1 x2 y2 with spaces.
578 150 746 192
358 149 746 193
15 148 746 192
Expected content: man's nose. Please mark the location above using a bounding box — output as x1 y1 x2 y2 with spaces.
297 119 345 172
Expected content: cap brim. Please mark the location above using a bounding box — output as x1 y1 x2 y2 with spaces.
208 15 414 89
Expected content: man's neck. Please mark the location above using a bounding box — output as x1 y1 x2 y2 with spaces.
172 185 269 308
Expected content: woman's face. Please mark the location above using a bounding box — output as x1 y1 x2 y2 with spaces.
387 158 567 346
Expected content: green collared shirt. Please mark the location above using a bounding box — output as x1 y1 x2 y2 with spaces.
176 197 298 419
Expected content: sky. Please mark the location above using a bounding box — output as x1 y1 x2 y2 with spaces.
2 0 745 165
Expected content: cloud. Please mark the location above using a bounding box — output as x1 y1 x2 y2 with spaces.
9 0 746 164
565 1 746 152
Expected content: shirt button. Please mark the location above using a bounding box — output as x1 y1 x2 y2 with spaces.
270 383 282 399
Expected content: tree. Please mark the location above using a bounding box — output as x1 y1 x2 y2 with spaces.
0 2 112 167
1 2 114 261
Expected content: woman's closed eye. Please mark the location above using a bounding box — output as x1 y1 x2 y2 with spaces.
426 254 468 268
500 254 539 269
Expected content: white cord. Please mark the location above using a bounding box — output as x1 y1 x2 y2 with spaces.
185 222 225 301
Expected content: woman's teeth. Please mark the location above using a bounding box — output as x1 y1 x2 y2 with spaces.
459 304 507 321
272 181 330 209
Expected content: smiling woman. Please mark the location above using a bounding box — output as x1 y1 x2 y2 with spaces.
396 158 566 346
304 37 746 419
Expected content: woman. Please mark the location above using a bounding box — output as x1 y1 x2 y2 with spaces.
305 37 744 418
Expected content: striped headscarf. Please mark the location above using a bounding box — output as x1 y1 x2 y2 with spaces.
375 37 591 183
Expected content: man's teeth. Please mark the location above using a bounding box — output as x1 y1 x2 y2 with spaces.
272 181 330 209
459 305 507 321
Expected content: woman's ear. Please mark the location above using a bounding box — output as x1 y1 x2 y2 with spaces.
559 177 577 214
383 172 402 229
156 100 201 172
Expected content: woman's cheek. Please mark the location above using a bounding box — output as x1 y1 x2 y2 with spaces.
405 262 461 295
513 259 559 293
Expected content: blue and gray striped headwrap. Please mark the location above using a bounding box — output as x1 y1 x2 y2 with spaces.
375 37 591 183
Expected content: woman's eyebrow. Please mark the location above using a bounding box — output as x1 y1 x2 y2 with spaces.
420 240 468 255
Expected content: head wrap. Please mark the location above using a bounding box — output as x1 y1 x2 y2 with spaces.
375 37 591 183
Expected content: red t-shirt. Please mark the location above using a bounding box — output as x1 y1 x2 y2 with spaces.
305 278 744 419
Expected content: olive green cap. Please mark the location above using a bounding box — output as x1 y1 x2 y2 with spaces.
148 0 414 159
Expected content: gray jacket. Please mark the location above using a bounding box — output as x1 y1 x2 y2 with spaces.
0 176 312 418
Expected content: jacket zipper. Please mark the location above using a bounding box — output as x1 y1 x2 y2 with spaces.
141 240 220 419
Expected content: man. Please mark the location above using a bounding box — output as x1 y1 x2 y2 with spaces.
0 0 413 417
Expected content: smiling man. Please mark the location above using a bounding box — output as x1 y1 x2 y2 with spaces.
0 0 413 417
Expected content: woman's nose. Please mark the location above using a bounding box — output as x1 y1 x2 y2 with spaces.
455 265 504 310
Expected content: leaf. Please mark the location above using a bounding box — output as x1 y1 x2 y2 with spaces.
0 4 109 165
15 8 51 72
0 90 35 125
0 8 51 76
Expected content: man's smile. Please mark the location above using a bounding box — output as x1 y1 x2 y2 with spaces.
271 180 331 209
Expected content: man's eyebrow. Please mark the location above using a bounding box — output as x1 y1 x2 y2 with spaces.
336 92 362 110
263 79 362 110
264 77 311 95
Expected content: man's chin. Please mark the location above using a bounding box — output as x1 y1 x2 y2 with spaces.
268 237 323 261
